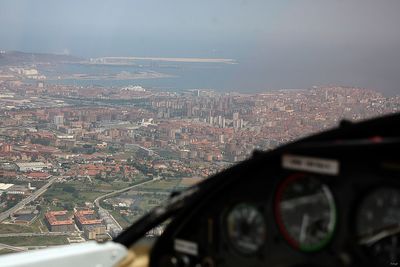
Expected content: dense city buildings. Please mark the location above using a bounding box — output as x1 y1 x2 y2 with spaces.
0 56 399 250
0 0 398 260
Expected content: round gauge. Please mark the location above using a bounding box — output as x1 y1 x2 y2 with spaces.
275 173 337 252
357 187 400 266
368 234 400 267
226 203 266 254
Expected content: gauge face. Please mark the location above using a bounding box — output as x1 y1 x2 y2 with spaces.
275 174 336 252
226 203 266 254
357 188 400 266
368 234 400 267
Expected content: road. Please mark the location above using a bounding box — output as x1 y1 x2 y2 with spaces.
0 177 58 222
128 190 170 195
0 243 64 252
0 232 77 238
94 178 159 231
0 243 28 252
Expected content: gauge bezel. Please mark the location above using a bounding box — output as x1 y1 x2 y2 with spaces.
353 184 400 266
274 173 337 252
354 185 400 238
223 202 267 256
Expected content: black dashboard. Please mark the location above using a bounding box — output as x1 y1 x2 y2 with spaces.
115 114 400 267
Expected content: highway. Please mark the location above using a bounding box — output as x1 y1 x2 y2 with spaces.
0 177 58 222
94 178 159 231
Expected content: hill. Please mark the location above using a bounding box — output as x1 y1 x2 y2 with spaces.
0 50 83 66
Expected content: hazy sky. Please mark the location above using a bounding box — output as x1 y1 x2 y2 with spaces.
1 0 400 95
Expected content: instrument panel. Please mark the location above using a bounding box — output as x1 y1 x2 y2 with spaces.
275 173 337 252
225 203 266 255
149 140 400 267
356 187 400 266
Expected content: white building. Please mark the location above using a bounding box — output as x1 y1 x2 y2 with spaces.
16 162 50 172
54 115 64 126
0 183 14 193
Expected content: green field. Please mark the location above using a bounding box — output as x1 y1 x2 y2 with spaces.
137 178 182 192
110 210 132 229
44 181 107 207
44 189 102 207
0 236 69 247
0 224 34 234
44 177 147 208
102 179 180 227
30 216 48 233
0 248 15 255
108 190 169 228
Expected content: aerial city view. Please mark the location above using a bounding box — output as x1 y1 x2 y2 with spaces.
0 50 398 253
0 0 399 256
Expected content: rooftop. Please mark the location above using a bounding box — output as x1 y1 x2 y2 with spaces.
74 210 102 225
0 183 14 190
25 172 51 180
45 210 74 226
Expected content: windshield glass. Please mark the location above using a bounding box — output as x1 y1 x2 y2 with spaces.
0 0 399 252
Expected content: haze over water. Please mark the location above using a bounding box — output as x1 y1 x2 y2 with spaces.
1 0 400 96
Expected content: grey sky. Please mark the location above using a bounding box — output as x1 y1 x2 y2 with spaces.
0 0 399 94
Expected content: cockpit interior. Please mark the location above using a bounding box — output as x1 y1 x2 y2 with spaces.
2 113 400 267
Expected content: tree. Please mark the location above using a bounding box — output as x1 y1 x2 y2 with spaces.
62 185 76 193
63 202 74 210
31 138 51 146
